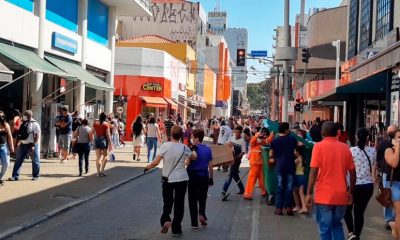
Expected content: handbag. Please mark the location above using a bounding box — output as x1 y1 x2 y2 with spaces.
161 146 186 184
376 168 393 208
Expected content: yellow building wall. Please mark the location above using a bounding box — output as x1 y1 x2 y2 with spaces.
204 65 216 104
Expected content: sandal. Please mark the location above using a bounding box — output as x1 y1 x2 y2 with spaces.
161 221 171 234
389 221 399 238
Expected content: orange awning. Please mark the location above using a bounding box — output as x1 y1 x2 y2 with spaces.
164 98 178 110
140 96 167 108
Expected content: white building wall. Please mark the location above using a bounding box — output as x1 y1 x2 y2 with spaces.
86 40 112 71
0 1 39 49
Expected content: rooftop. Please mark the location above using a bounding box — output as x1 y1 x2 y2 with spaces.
118 35 176 44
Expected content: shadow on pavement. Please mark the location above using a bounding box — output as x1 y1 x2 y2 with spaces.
0 166 148 237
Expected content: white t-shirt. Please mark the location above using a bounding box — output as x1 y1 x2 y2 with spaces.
158 142 193 183
229 136 246 155
217 125 233 144
146 123 159 138
20 119 41 144
350 146 377 185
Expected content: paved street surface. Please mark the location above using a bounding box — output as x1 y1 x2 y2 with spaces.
4 157 392 240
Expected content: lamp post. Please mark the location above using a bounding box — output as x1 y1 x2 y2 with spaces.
332 40 341 122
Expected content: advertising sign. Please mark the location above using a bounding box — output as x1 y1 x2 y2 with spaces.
250 50 268 58
142 82 163 92
51 32 78 54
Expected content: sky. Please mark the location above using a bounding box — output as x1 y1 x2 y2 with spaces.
199 0 343 83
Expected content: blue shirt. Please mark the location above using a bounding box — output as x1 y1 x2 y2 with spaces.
270 135 297 175
187 144 213 177
59 114 73 135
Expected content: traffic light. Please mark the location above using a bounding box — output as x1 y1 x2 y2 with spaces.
301 47 310 63
237 49 246 66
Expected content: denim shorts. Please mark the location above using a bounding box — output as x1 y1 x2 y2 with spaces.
294 175 306 187
391 181 400 202
58 134 72 150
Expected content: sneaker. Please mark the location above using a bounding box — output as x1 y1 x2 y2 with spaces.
0 180 4 185
221 191 226 196
191 225 199 229
171 232 183 237
79 172 82 177
199 215 207 226
286 208 294 216
235 191 244 195
161 221 171 234
347 233 357 240
385 221 392 230
8 177 19 181
31 177 39 181
274 209 283 215
133 153 136 161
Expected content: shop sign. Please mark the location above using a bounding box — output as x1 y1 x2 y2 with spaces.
392 72 400 92
116 106 124 114
51 32 78 54
142 82 163 92
391 91 399 125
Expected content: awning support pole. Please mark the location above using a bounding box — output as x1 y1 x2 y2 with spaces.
0 70 32 91
32 83 85 107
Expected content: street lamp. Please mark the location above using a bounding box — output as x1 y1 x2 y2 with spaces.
332 40 341 123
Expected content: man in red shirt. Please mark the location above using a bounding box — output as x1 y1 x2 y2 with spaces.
306 121 356 240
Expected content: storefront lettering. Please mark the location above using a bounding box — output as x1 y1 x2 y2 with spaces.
142 83 163 92
392 77 400 91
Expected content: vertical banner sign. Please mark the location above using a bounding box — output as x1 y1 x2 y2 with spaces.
391 74 400 125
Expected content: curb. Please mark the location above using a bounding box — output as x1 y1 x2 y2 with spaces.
0 168 157 240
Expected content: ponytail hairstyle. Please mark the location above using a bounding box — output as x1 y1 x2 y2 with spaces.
356 128 369 150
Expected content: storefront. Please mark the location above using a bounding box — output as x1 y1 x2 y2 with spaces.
114 75 177 139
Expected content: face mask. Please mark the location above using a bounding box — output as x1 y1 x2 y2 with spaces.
23 116 28 121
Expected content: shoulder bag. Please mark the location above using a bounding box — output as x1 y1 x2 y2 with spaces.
373 148 393 208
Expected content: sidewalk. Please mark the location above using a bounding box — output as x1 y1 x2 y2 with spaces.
0 144 151 239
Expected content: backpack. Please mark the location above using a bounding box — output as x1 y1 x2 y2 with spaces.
17 120 35 141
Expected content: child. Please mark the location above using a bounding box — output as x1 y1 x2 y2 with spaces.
293 146 308 213
221 126 246 195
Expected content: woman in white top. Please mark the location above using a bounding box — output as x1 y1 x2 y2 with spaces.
145 116 161 162
144 126 197 236
132 115 145 161
344 128 377 240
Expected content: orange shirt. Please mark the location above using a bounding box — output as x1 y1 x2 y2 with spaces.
248 133 271 165
93 121 110 137
310 137 355 205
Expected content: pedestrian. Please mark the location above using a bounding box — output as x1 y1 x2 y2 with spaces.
9 110 41 181
118 117 126 147
269 122 297 216
110 114 120 148
376 125 397 230
384 129 400 239
183 121 193 145
0 111 14 185
144 126 197 236
11 109 21 152
345 128 377 240
145 116 161 162
306 121 356 240
132 115 145 161
217 120 233 172
164 115 175 142
292 146 308 214
157 118 165 142
186 129 213 229
309 117 323 142
222 125 246 195
243 123 252 154
91 112 113 177
244 127 270 200
56 106 73 163
75 119 93 176
70 111 81 159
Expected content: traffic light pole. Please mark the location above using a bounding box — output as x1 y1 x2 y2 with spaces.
282 0 290 122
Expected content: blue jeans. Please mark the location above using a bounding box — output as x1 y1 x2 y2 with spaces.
12 143 40 178
315 204 347 240
0 144 10 180
383 173 395 222
222 161 244 193
275 173 294 209
146 137 158 162
112 132 120 148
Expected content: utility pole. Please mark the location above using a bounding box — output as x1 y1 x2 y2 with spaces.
282 0 291 122
332 40 341 122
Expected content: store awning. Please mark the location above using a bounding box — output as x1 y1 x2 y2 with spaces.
164 98 178 110
0 43 73 79
45 56 114 91
312 71 387 102
175 101 196 113
140 96 168 108
0 61 13 82
198 102 207 108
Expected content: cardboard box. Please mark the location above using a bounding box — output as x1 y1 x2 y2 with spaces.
208 144 233 167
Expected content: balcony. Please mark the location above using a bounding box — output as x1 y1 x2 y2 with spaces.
102 0 152 16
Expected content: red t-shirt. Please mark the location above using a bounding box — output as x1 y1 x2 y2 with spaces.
93 121 110 137
310 137 355 205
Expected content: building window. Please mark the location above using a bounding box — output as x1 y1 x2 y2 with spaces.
359 0 372 51
375 0 394 41
347 0 358 59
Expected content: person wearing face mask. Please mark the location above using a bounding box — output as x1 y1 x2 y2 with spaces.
0 111 14 185
186 129 213 229
9 110 41 181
